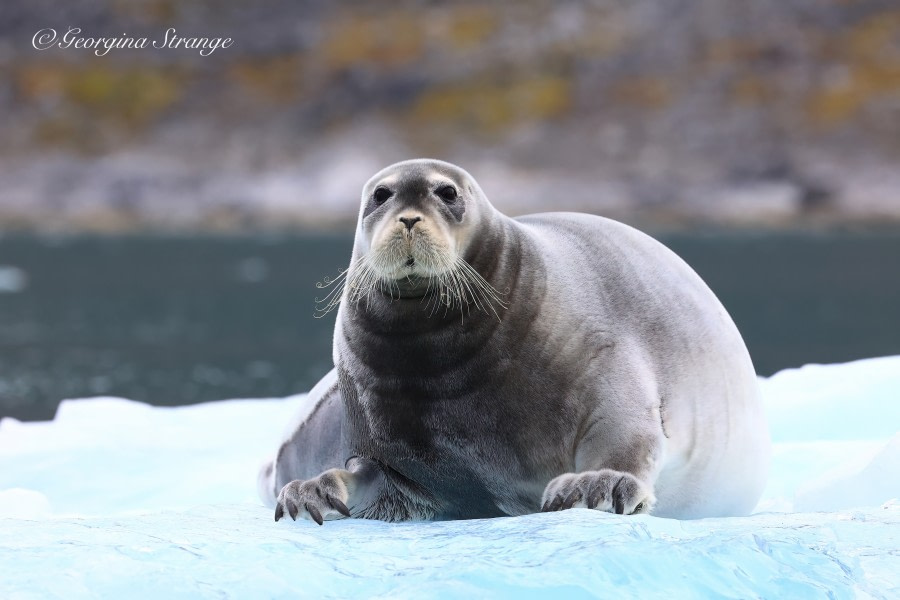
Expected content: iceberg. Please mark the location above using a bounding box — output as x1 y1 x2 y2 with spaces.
1 356 898 598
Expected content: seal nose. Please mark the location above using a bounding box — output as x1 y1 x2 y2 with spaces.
399 216 422 231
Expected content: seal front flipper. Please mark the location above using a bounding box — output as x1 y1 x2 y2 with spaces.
275 469 352 525
275 458 383 525
540 469 656 515
539 346 665 517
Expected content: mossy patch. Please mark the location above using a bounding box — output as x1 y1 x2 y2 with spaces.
411 76 571 132
321 13 426 69
807 10 900 125
228 55 305 103
609 77 672 110
18 62 182 128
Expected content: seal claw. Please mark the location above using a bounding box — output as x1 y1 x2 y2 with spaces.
306 503 324 526
612 475 628 515
329 496 352 518
562 488 583 509
548 496 564 512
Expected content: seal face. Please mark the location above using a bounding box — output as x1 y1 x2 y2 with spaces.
315 161 503 319
259 159 771 524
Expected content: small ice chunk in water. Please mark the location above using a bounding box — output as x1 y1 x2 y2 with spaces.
0 265 27 293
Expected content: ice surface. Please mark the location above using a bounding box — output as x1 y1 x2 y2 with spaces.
795 433 900 513
1 356 899 598
2 504 898 599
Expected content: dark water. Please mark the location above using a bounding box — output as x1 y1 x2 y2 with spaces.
1 230 899 421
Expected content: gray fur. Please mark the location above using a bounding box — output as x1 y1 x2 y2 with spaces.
260 159 770 523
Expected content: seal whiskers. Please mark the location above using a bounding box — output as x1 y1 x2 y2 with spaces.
314 268 349 318
316 243 506 320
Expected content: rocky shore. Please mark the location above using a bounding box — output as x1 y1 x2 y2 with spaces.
2 0 899 232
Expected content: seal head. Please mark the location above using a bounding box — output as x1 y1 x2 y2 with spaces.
345 159 505 315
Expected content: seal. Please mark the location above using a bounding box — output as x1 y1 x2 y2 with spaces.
258 159 770 524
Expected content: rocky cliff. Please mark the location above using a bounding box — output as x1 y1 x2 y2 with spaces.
2 0 899 231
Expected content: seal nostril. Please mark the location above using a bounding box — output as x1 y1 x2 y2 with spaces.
406 257 415 267
399 216 422 231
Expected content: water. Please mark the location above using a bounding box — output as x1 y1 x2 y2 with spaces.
1 230 899 421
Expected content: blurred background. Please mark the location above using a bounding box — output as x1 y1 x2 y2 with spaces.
1 0 899 420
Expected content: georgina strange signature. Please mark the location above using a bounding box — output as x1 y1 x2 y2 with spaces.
32 27 233 57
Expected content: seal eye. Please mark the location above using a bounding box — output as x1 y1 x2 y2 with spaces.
436 185 458 204
373 187 393 205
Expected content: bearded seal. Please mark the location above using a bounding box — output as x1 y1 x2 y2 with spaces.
258 159 770 524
